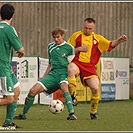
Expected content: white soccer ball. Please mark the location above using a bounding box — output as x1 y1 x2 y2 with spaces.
49 99 64 114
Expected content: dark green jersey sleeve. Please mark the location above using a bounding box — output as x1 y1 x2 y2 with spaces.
7 26 23 51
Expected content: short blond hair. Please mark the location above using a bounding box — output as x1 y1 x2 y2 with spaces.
52 27 68 36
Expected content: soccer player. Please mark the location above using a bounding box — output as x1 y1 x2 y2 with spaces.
0 3 24 129
14 27 77 120
67 17 127 119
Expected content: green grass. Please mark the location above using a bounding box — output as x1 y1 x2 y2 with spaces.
0 100 133 131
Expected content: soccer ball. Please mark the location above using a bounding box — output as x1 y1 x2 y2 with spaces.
49 99 64 114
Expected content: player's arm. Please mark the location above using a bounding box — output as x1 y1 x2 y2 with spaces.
39 45 51 80
39 64 51 80
68 33 88 54
67 34 88 54
111 35 127 48
75 45 88 54
8 26 24 57
43 64 51 77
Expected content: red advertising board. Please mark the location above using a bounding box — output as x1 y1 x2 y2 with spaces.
53 89 65 103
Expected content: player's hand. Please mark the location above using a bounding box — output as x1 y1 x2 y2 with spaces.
38 77 43 81
81 45 88 52
118 35 127 42
76 45 88 52
16 51 24 58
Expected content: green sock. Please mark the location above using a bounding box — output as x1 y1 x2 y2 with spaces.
63 92 74 115
5 101 17 124
22 94 35 118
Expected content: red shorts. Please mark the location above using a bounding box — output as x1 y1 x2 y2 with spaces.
72 60 98 86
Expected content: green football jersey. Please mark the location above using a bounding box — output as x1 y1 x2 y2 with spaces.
48 41 75 70
0 21 23 75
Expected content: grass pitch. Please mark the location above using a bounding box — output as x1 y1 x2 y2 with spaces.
0 100 132 131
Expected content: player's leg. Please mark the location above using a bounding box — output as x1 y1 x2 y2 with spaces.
67 63 79 106
60 82 77 120
14 72 57 120
1 74 22 128
0 76 14 105
14 83 44 120
59 68 77 120
85 77 100 120
0 96 14 105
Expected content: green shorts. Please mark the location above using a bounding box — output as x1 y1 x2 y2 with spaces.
0 73 19 96
39 68 68 95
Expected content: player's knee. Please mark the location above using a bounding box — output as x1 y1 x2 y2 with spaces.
29 88 37 96
6 96 14 104
62 88 69 93
14 87 20 96
14 87 20 101
67 64 77 76
29 83 44 96
91 87 99 94
67 64 73 72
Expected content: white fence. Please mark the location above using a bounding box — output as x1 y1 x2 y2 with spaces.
10 56 129 104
